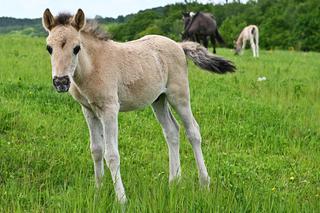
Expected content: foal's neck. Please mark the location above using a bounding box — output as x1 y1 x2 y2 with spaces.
73 35 106 85
73 48 91 85
236 35 243 48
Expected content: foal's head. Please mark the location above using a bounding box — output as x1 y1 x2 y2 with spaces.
42 9 85 92
234 40 242 55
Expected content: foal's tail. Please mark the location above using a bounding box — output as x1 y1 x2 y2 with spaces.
252 26 259 45
251 27 256 35
180 42 236 74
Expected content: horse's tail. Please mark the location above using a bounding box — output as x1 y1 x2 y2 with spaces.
180 41 236 74
214 28 225 44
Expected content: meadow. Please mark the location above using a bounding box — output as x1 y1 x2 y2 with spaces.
0 35 319 212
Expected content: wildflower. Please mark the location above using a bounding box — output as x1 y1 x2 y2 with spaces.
257 76 267 81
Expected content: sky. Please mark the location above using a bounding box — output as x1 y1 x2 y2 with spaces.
0 0 229 19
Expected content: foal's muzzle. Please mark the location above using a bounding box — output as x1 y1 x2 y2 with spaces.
53 76 70 93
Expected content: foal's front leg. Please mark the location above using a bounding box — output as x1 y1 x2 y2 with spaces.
82 107 104 187
97 104 126 203
241 39 246 55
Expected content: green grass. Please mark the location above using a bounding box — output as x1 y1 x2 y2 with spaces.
0 35 319 212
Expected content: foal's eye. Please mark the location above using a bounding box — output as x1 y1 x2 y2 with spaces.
73 45 81 55
46 45 53 55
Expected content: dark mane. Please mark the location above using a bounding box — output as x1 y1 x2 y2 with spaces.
54 13 110 41
82 20 110 41
185 12 200 32
55 13 72 25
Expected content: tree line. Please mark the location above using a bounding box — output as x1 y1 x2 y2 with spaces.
106 0 320 51
1 0 319 51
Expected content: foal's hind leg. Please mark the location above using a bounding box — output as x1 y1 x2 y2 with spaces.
166 83 210 187
152 94 181 182
255 35 259 57
250 37 256 57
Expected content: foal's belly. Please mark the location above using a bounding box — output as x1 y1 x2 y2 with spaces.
118 88 166 112
118 56 168 111
119 97 159 112
118 80 166 112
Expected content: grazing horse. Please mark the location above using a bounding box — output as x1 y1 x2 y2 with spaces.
42 9 235 203
182 12 225 54
234 25 259 57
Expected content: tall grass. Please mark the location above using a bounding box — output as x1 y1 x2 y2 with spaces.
0 35 319 212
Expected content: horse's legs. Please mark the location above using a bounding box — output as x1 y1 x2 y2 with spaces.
166 85 210 187
195 34 201 44
152 94 181 182
82 107 105 187
210 35 216 54
250 37 256 57
95 104 126 203
203 36 209 49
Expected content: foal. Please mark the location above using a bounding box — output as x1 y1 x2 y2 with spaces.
234 25 259 57
42 9 235 203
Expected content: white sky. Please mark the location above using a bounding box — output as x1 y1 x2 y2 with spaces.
0 0 230 19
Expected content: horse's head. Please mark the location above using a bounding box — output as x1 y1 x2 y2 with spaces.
182 12 190 18
233 40 241 55
42 9 85 93
182 12 192 30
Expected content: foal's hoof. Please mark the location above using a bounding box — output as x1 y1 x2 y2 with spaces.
169 174 181 185
199 176 211 188
117 194 128 205
95 182 103 189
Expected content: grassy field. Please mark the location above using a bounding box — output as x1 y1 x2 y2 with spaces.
0 35 319 212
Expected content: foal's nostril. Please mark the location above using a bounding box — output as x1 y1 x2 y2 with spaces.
61 77 69 85
53 76 70 92
53 76 70 85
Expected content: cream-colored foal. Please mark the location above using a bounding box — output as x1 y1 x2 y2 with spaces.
42 8 235 203
235 25 259 57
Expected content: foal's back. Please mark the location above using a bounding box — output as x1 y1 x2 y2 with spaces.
113 35 188 111
123 35 186 67
240 25 258 39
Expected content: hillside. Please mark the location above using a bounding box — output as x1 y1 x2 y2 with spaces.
0 35 319 211
0 0 319 51
0 17 44 36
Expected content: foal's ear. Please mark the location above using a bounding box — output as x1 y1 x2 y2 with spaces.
71 9 86 31
42 8 55 31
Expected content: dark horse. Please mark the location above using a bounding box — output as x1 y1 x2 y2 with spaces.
182 12 224 53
